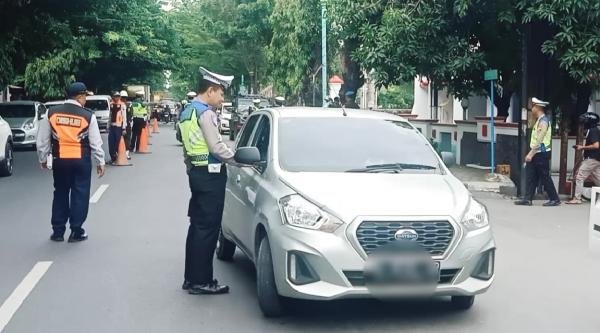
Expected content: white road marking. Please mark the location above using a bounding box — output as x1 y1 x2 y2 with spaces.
0 261 53 332
89 184 110 203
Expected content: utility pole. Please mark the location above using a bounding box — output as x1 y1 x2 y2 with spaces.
321 0 328 107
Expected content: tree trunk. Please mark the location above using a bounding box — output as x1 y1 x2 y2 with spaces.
494 89 513 118
558 104 571 195
339 38 363 104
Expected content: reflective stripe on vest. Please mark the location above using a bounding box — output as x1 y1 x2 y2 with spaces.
48 104 92 159
179 101 219 166
530 116 552 151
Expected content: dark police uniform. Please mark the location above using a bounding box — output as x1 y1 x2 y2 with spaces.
180 68 235 295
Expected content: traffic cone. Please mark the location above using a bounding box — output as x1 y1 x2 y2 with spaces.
152 118 160 133
112 136 132 166
137 126 151 154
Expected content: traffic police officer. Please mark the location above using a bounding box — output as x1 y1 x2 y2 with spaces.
515 97 561 206
179 67 239 295
108 91 127 164
130 91 148 152
36 82 106 242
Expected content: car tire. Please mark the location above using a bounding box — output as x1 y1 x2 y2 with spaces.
0 141 13 177
451 295 475 310
216 229 236 261
257 236 285 317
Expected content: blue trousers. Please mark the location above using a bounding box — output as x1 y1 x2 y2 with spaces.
51 157 92 235
108 125 122 161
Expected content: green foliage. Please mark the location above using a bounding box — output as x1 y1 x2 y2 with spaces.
378 82 415 109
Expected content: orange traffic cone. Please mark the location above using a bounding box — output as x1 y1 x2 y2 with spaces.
152 118 160 133
112 136 132 166
137 126 151 154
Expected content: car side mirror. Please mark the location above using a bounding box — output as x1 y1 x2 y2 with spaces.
234 147 261 165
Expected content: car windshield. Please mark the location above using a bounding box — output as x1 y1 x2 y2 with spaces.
0 104 35 118
278 117 441 173
86 100 109 111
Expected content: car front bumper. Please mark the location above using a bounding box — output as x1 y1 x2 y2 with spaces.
269 218 495 301
11 128 37 146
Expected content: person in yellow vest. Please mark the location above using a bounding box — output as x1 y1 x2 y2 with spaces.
515 98 561 206
129 91 148 152
179 67 242 295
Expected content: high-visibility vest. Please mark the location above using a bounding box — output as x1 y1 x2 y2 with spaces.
48 103 92 159
530 115 552 152
179 101 219 166
110 101 124 126
132 101 147 118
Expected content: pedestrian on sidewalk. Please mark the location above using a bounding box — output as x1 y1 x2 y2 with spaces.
108 91 127 164
130 91 148 152
36 82 106 242
179 67 241 295
515 98 561 207
566 112 600 204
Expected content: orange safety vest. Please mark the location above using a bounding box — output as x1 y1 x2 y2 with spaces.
110 101 124 127
48 103 92 159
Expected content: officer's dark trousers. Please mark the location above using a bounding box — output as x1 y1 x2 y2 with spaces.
130 118 145 152
108 125 122 161
185 166 227 285
525 152 560 201
51 157 92 235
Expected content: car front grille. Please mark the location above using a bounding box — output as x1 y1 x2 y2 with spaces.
343 268 461 286
11 129 25 142
356 221 455 256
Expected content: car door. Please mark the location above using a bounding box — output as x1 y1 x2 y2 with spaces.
239 114 272 250
223 114 262 253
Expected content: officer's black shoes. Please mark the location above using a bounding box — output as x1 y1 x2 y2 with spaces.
188 280 229 295
543 200 561 207
514 199 533 206
50 233 64 242
68 232 88 243
182 281 192 290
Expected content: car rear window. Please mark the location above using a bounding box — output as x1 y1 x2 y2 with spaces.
86 100 109 111
0 105 36 118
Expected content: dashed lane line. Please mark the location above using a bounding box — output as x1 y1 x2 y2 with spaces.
0 261 53 332
89 184 110 203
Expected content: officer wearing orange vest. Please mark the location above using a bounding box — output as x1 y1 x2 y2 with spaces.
36 82 106 242
108 91 127 164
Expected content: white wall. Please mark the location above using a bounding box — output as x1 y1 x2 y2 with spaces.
412 77 430 118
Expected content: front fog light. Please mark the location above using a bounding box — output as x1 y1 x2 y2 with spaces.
471 249 495 280
288 252 319 285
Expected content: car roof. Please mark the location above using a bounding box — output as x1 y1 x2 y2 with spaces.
86 95 111 100
0 101 39 106
270 107 410 122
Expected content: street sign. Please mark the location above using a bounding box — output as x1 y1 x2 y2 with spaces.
484 69 498 81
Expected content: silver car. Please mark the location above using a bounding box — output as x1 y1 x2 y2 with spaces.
0 101 47 148
219 108 495 317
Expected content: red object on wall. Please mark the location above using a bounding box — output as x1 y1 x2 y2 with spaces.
482 125 488 137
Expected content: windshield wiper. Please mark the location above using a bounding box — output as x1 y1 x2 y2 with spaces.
345 163 437 173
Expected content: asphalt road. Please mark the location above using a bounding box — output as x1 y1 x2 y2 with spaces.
1 123 599 333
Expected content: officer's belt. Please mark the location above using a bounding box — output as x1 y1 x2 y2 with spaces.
188 154 209 162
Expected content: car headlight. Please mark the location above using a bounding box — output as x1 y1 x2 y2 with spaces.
23 120 35 130
460 198 489 231
279 194 343 233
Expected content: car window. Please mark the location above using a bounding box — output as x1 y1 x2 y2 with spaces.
237 114 261 148
86 99 109 111
250 116 270 170
0 104 36 118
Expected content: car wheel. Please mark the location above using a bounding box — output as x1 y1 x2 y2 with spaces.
451 295 475 310
0 141 13 177
216 229 236 261
257 236 285 317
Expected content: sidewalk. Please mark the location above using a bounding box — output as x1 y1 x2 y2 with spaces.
449 165 517 196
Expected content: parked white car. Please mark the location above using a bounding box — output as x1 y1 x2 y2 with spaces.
218 107 496 317
219 103 233 134
85 95 111 130
0 114 13 177
0 101 47 148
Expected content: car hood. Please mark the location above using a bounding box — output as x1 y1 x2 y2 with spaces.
279 172 470 223
4 117 34 129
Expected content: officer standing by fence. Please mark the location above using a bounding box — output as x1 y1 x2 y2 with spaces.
179 67 240 295
36 82 106 242
515 98 561 207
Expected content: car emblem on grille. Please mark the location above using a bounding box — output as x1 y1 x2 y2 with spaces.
394 229 419 241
